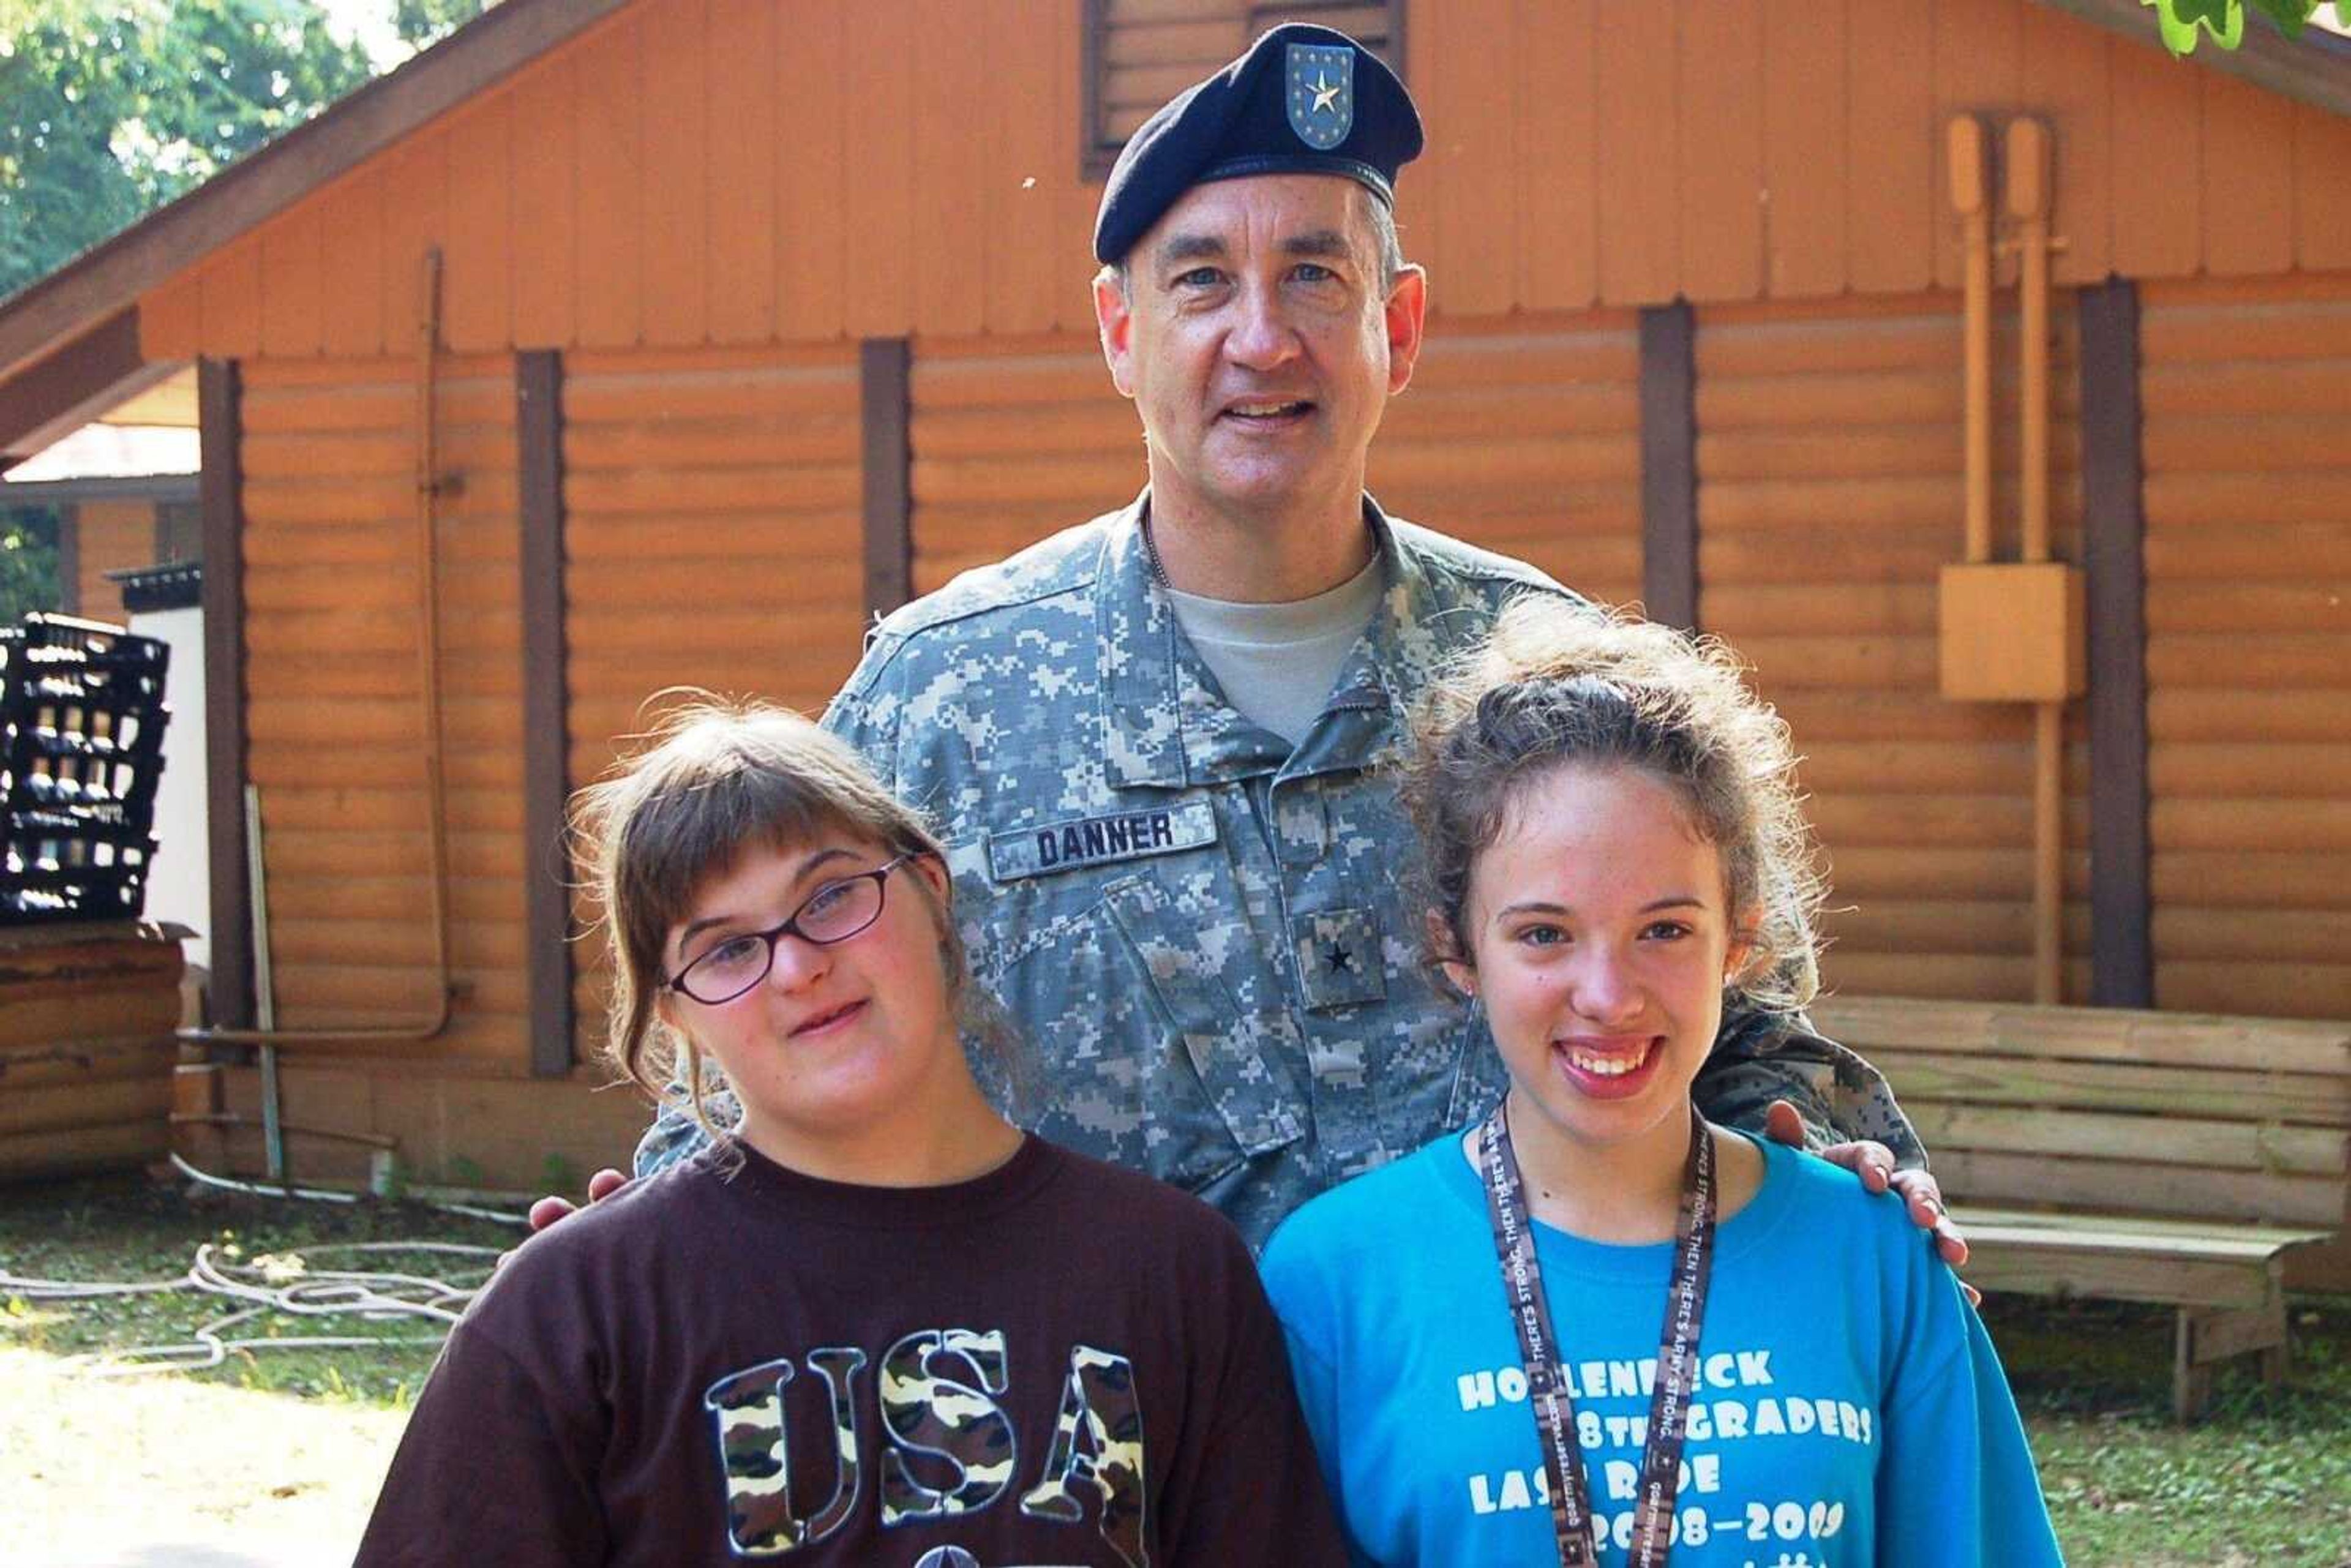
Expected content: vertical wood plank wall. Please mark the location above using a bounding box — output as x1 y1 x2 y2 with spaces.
137 0 2351 365
1695 296 2093 1003
238 355 525 1059
2138 276 2351 1019
559 345 865 1063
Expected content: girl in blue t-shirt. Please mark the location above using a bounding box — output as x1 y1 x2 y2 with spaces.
1258 602 2063 1567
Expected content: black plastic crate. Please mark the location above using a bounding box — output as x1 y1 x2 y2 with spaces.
0 613 171 925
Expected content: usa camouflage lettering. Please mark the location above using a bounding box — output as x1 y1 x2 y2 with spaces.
1018 1344 1151 1568
634 498 1927 1241
878 1328 1019 1526
702 1347 868 1555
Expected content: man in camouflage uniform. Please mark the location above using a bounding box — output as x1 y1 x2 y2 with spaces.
627 24 1943 1251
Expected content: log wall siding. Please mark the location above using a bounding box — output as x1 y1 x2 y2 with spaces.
559 343 865 1063
1693 293 2094 1003
909 334 1140 598
1370 312 1644 608
238 353 528 1060
904 312 1641 608
2136 274 2351 1020
72 499 154 623
137 0 2351 364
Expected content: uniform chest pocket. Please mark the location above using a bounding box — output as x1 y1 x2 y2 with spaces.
990 873 1305 1193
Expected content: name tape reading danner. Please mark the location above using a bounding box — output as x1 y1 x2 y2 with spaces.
986 798 1219 882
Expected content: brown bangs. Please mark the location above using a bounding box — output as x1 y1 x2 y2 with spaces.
568 698 985 1153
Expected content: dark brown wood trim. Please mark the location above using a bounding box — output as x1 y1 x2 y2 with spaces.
0 0 639 380
1638 301 1700 631
2078 278 2154 1009
860 337 913 620
517 350 574 1078
199 358 253 1030
1387 0 1409 81
0 309 167 460
54 501 80 617
1080 0 1114 183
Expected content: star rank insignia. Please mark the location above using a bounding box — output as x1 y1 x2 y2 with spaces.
1285 43 1354 149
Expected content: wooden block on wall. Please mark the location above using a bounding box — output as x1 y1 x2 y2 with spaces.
1939 562 2087 702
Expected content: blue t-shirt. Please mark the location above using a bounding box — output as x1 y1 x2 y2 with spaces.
1259 1131 2063 1567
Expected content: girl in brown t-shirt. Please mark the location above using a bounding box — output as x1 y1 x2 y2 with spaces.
356 702 1344 1568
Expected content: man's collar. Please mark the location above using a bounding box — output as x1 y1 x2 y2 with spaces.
1097 493 1189 789
1097 490 1423 789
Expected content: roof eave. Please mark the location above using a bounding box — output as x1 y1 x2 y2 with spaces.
2036 0 2351 119
0 0 638 384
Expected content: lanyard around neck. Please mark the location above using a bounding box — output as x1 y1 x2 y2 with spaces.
1478 1097 1719 1567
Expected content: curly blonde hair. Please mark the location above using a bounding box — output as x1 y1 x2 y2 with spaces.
1397 598 1825 1014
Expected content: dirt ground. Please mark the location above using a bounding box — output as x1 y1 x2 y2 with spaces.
1 1346 407 1567
9 1173 2351 1566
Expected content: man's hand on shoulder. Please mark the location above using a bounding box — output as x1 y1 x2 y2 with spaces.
1761 1100 1978 1304
493 1169 630 1272
523 1168 631 1234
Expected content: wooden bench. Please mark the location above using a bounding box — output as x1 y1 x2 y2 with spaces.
1811 996 2351 1420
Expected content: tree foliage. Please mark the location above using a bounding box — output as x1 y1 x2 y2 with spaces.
392 0 488 53
0 0 375 298
2145 0 2351 52
0 507 59 624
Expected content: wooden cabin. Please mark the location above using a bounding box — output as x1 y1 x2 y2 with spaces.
0 0 2342 1194
0 370 200 624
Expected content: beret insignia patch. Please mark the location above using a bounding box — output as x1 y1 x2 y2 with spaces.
1285 43 1354 149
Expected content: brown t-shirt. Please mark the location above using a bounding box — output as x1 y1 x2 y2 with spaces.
355 1135 1346 1567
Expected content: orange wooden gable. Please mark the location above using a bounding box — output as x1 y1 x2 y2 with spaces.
137 0 2351 364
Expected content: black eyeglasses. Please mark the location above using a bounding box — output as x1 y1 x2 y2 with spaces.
664 855 913 1005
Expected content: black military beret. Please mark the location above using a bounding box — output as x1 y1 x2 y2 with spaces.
1092 23 1424 264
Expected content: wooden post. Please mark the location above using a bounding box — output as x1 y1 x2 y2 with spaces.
2078 280 2154 1009
198 358 253 1033
1638 302 1698 632
860 337 913 621
1949 116 1993 567
53 501 80 616
517 350 574 1078
2008 116 2063 1007
2173 1308 2212 1423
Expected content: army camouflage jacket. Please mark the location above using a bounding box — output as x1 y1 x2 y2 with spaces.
636 495 1923 1246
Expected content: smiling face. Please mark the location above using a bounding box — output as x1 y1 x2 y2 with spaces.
658 835 964 1165
1448 763 1749 1163
1094 173 1425 528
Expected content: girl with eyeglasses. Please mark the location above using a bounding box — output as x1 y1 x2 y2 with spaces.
1256 603 2061 1567
357 702 1346 1567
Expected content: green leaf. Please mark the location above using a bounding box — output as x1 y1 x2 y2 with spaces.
2145 0 2211 54
2249 0 2316 36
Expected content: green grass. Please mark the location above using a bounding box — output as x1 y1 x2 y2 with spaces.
0 1169 517 1407
1988 1292 2351 1566
5 1173 2350 1564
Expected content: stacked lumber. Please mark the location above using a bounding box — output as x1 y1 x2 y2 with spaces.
0 926 184 1180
